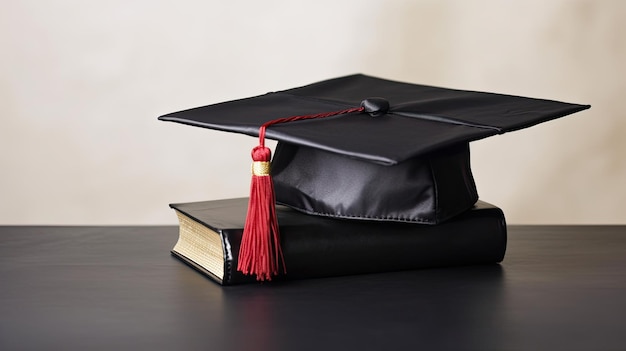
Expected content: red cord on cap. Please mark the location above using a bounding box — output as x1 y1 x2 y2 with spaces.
237 106 365 281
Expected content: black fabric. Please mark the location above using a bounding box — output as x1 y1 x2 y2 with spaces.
272 142 478 224
158 73 589 222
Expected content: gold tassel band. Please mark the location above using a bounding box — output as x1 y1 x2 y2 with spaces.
252 161 270 176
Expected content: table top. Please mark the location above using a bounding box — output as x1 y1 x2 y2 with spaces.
1 225 625 351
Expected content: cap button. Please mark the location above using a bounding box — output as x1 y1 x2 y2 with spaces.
360 98 390 117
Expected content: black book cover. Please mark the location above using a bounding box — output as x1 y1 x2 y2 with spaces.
170 198 507 285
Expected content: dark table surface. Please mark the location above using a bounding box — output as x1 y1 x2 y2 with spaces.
1 225 625 351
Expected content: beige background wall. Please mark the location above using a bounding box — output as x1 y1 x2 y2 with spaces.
1 0 624 225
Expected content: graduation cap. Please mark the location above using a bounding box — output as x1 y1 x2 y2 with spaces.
159 74 589 280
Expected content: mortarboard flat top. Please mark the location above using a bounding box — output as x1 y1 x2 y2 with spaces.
159 74 589 166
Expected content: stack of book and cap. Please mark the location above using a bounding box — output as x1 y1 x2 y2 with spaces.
159 74 589 285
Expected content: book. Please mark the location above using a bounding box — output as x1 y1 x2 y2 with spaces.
170 198 507 285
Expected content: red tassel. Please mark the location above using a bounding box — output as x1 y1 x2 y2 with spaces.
237 105 364 281
238 145 285 281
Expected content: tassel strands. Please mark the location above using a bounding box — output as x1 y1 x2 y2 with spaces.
238 146 284 281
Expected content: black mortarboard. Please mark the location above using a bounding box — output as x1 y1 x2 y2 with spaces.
159 74 589 280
